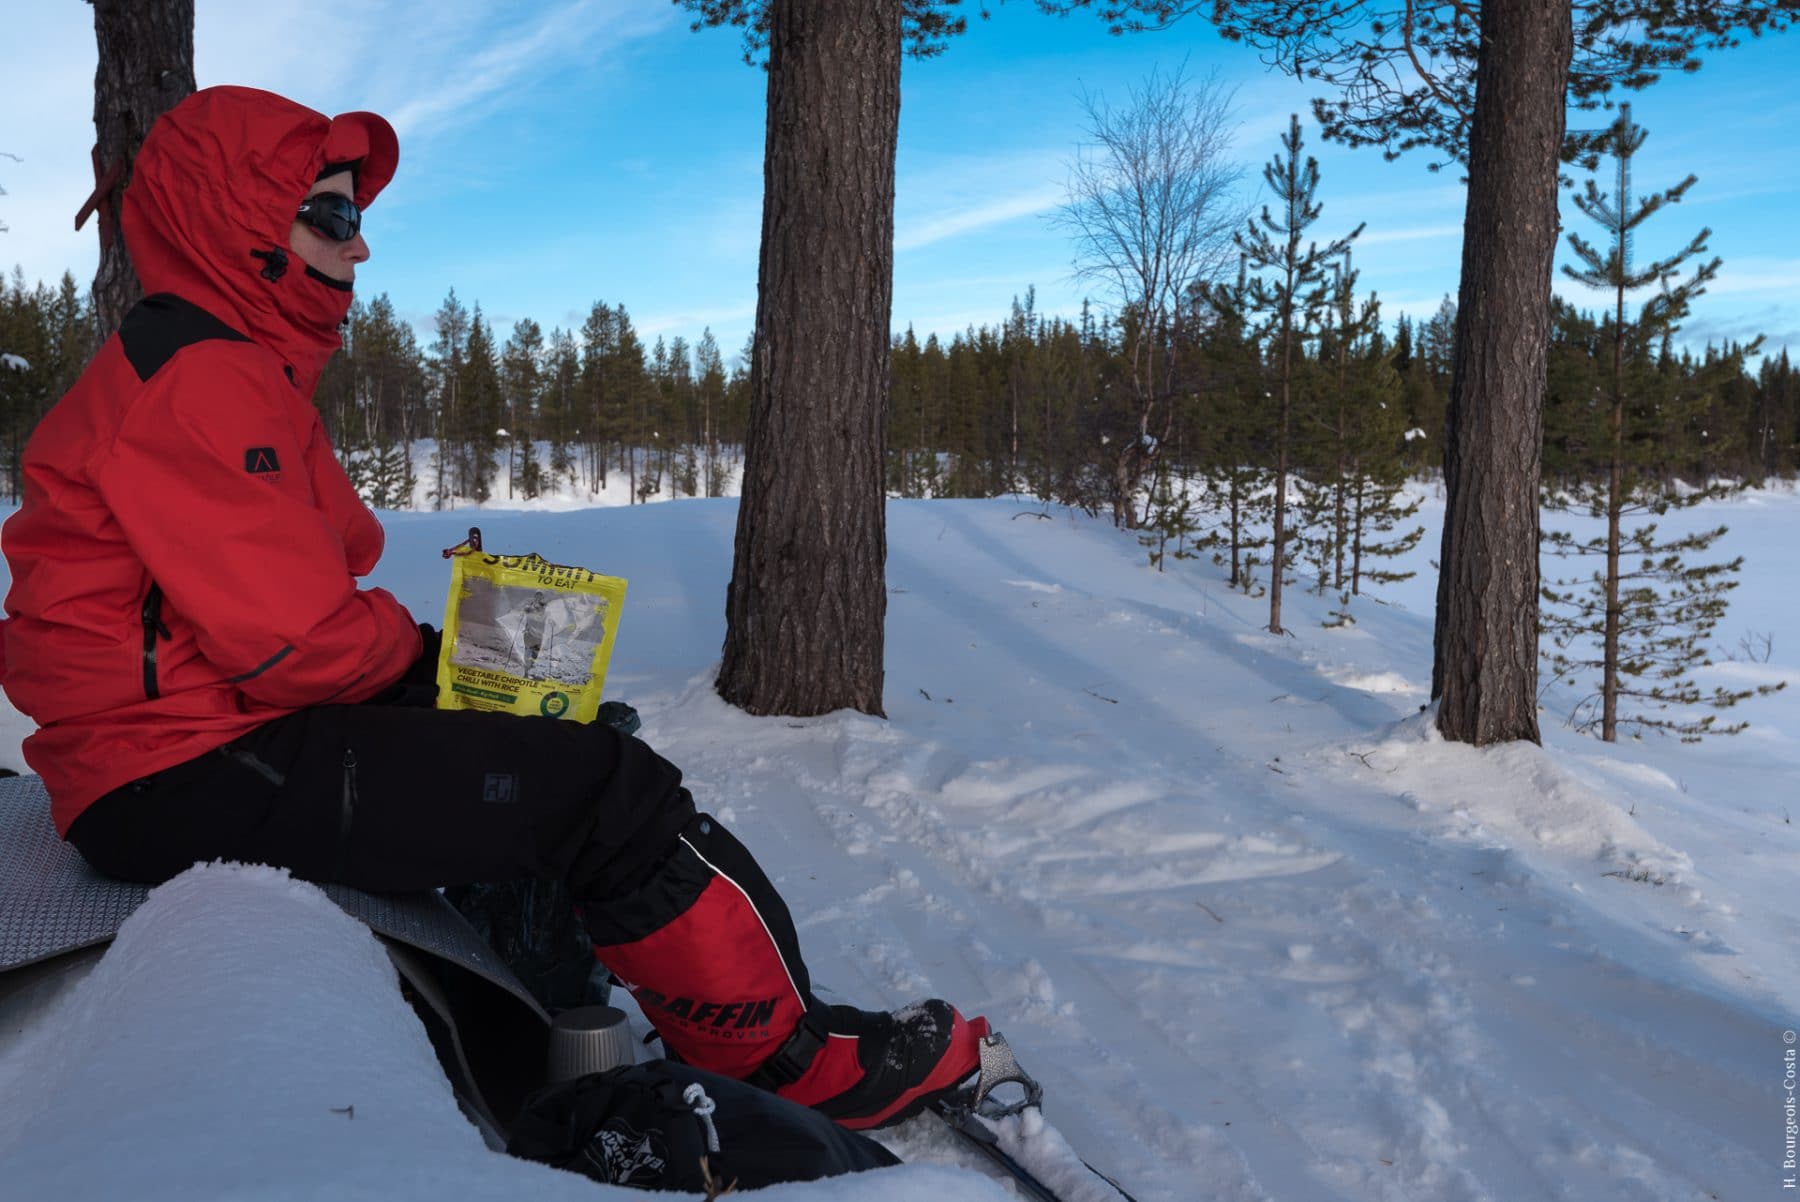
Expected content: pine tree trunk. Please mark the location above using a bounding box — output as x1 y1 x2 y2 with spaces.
1334 360 1348 590
1602 291 1626 742
1269 319 1291 635
1009 371 1019 488
1759 381 1771 474
1430 0 1573 745
90 0 195 338
436 380 451 510
1229 473 1243 589
916 384 927 499
703 392 714 497
717 0 900 717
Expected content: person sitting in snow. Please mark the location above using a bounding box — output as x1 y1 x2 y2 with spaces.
0 85 985 1131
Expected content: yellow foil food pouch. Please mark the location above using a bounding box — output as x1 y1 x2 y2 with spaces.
437 535 628 722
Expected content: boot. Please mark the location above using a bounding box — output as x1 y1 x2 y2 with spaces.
583 813 984 1128
753 998 990 1129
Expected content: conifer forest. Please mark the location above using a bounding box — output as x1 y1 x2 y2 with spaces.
6 262 1792 504
5 252 1793 523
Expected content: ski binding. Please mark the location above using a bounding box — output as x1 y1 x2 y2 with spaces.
929 1030 1139 1202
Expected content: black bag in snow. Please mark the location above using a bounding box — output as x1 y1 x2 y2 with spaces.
506 1058 902 1191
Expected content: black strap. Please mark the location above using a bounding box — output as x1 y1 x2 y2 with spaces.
746 996 830 1090
305 263 353 293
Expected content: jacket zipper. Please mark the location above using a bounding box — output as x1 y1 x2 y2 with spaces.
338 748 359 879
141 583 172 700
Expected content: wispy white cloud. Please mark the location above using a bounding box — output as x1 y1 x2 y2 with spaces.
1358 222 1464 246
1332 183 1467 216
896 187 1064 253
1551 263 1800 359
1677 179 1800 208
380 0 672 139
898 270 1075 294
890 145 1072 261
1234 106 1306 156
637 303 756 341
1705 258 1800 298
1682 305 1800 353
900 145 1066 194
195 0 365 100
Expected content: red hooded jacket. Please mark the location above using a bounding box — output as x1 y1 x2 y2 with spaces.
1 86 422 835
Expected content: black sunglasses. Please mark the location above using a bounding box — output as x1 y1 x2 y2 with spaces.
296 192 362 242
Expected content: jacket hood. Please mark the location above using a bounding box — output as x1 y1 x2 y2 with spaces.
122 85 398 394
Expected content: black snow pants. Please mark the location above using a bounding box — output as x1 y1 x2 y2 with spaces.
62 646 879 1114
66 676 695 900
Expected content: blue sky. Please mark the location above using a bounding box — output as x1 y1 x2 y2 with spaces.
4 1 1797 365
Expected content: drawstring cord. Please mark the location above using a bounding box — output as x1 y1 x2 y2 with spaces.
249 248 289 282
682 1083 719 1154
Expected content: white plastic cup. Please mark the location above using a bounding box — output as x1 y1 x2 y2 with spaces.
546 1004 634 1083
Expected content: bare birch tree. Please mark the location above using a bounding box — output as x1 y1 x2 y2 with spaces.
1055 65 1244 528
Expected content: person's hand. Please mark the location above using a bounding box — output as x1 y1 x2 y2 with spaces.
414 623 443 676
369 623 442 707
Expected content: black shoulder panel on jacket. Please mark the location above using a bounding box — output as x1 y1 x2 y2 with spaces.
118 293 253 382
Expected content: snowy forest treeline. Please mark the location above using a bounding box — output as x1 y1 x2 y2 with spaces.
1 266 1795 514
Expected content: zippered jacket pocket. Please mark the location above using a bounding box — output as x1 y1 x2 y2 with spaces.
141 582 171 699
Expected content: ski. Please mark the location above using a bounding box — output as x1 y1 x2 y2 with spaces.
931 1099 1062 1202
930 1031 1140 1202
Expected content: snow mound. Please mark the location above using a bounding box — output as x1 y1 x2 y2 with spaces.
1357 710 1695 889
0 863 1000 1201
1323 668 1426 696
0 864 591 1200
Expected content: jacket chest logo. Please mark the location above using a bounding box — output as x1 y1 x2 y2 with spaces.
244 446 282 477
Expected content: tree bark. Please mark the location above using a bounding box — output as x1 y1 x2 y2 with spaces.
717 0 900 717
1430 0 1572 745
1602 275 1626 742
90 0 195 339
1269 315 1291 634
1333 350 1347 591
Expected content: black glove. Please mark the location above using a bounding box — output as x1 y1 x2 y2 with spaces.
370 623 442 707
406 623 443 685
596 700 641 735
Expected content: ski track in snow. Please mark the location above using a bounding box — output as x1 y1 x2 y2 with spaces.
5 490 1800 1200
630 499 1797 1202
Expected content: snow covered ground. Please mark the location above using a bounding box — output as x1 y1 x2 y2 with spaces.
2 478 1797 1201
